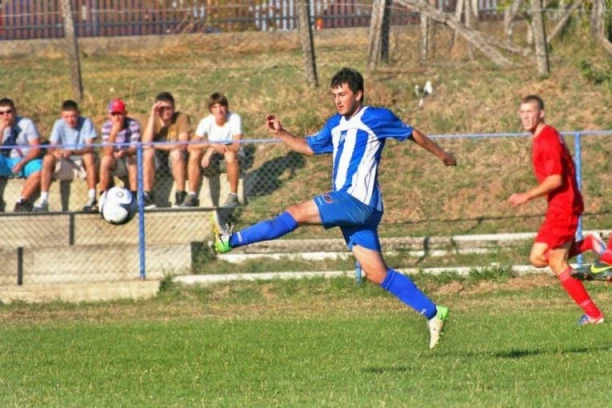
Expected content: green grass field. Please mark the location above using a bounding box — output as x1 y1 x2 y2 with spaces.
1 276 611 407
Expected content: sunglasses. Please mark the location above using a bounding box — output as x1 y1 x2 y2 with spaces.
111 112 125 116
0 109 14 115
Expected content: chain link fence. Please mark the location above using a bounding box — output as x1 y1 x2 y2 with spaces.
1 1 611 286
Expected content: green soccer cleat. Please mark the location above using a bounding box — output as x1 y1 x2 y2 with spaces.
211 212 233 254
572 261 612 282
427 305 449 349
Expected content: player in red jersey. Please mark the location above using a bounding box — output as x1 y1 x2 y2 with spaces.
508 95 605 325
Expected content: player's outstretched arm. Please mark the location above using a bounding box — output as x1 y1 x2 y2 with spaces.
266 115 314 156
411 128 456 166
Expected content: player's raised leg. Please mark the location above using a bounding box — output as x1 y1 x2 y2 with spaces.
212 198 320 253
351 244 448 349
540 242 605 325
573 233 612 282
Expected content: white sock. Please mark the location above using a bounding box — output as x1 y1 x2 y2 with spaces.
88 189 96 200
40 192 49 202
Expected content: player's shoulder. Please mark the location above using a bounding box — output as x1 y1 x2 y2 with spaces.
324 113 343 128
16 116 35 128
197 114 214 126
361 106 400 122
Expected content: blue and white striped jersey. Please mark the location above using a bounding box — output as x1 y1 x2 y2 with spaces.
306 106 413 212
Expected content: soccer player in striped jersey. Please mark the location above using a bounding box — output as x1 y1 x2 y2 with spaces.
508 95 605 325
212 67 456 349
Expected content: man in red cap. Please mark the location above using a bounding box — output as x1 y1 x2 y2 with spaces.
99 98 141 198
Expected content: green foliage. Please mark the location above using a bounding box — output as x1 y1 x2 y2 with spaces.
578 59 612 86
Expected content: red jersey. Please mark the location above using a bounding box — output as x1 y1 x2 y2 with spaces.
531 125 583 215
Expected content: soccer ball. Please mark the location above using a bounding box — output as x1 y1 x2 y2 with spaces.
99 187 137 225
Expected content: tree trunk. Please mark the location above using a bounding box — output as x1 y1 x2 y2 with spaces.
393 0 512 66
420 9 430 59
531 0 550 77
504 0 524 43
380 0 391 63
547 0 582 44
60 0 83 101
465 0 474 59
450 0 465 52
368 0 387 68
297 0 318 87
590 0 603 37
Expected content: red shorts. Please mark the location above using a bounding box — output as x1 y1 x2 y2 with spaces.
535 212 580 249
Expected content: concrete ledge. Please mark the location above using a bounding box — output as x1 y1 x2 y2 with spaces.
174 264 556 286
0 243 194 285
0 211 212 249
0 280 160 304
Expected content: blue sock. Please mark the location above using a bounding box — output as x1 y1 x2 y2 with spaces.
380 269 437 319
229 211 298 248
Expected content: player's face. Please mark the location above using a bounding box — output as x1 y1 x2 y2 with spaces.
519 101 544 132
210 103 228 125
158 103 174 121
332 83 362 117
110 111 126 125
0 105 16 126
61 109 79 129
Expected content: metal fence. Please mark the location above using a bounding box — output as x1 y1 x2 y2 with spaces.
0 0 503 40
0 129 611 287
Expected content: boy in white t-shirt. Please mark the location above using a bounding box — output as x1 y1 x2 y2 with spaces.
185 92 242 207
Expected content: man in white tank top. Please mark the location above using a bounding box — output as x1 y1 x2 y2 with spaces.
184 92 242 207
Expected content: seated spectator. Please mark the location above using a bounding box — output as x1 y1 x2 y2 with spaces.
185 92 242 208
99 98 140 196
142 92 191 209
0 98 43 212
33 100 98 212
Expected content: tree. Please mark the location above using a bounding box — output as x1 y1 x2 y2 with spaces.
60 0 83 101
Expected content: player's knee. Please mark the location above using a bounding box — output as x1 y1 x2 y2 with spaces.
170 149 184 163
529 253 548 268
363 268 386 285
225 151 238 163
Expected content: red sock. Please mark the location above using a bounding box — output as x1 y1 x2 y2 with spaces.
601 250 612 264
558 268 603 319
568 239 589 258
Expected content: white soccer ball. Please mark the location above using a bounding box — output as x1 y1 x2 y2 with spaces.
99 187 137 225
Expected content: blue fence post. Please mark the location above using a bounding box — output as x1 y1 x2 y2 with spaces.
137 143 146 280
574 132 583 268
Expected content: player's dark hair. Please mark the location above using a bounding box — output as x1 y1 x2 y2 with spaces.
155 92 175 107
208 92 229 110
331 68 365 99
0 98 15 109
61 100 79 111
522 95 544 110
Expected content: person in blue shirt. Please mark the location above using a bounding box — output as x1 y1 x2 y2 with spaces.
0 98 43 212
212 67 457 349
33 100 98 212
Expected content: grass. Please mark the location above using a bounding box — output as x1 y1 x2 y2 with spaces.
1 275 611 407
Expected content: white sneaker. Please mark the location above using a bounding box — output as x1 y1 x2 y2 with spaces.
427 305 449 349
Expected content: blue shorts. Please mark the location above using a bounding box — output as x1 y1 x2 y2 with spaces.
0 156 43 178
313 191 383 252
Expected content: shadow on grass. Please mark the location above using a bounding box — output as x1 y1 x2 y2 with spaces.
493 345 612 359
361 366 411 374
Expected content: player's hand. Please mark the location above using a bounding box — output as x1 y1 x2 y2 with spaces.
212 144 227 154
11 160 24 174
266 115 283 135
151 102 164 116
508 193 530 207
61 149 73 159
201 154 211 169
441 151 456 166
114 150 126 159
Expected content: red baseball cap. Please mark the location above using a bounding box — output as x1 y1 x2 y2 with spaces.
108 98 126 114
